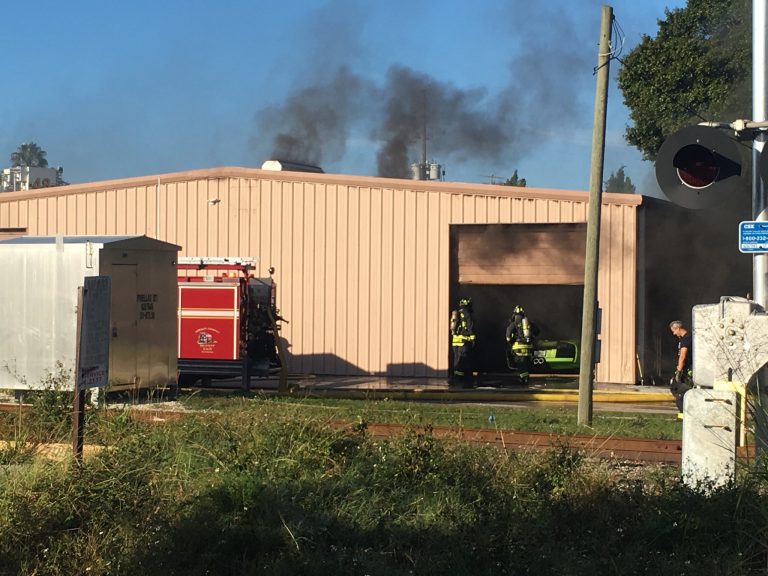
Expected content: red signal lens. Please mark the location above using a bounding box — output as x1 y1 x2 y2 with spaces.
673 144 719 188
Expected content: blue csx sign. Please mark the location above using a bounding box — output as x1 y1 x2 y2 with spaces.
739 221 768 253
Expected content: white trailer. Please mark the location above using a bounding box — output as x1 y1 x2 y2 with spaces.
0 235 180 392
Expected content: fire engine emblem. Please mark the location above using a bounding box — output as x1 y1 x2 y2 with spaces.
194 327 221 353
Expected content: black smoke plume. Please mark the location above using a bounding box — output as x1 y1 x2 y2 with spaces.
250 2 594 179
253 67 368 167
373 66 515 178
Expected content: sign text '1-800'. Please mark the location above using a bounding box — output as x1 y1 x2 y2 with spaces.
137 293 158 320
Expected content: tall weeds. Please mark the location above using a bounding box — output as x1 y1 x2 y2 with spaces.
0 401 766 575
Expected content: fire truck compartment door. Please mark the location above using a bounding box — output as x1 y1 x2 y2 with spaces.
178 284 240 360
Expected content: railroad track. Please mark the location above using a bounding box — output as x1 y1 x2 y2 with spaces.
337 422 683 464
121 407 686 464
0 403 702 464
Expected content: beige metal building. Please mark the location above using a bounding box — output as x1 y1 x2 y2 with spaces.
0 167 650 383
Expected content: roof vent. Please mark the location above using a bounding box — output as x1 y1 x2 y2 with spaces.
260 160 324 173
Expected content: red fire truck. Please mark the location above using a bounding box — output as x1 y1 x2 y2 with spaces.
177 257 286 389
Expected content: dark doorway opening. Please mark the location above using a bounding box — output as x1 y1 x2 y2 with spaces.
453 284 584 374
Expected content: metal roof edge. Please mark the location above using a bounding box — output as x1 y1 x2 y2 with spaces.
0 166 644 207
637 194 673 207
0 234 181 250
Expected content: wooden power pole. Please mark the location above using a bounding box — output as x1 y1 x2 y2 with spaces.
578 4 613 427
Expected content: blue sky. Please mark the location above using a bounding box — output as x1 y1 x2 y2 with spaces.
1 0 684 193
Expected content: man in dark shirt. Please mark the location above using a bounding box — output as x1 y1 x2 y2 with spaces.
669 320 693 413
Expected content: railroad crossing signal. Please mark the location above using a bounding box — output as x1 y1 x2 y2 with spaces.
655 125 743 209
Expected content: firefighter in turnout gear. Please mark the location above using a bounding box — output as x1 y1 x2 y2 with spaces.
506 305 532 384
450 298 476 387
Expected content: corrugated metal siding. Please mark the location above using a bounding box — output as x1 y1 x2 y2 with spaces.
594 204 638 383
457 224 587 285
0 169 640 383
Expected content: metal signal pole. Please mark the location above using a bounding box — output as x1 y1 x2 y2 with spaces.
578 4 613 426
753 0 768 456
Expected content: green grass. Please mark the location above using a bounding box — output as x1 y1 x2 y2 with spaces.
183 393 683 440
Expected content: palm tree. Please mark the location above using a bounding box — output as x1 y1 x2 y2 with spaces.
10 142 48 168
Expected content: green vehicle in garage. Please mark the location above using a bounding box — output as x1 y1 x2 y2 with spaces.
530 339 580 372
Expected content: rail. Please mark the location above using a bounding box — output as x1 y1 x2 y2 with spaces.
9 403 757 464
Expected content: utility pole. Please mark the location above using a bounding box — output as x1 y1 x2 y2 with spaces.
578 4 613 426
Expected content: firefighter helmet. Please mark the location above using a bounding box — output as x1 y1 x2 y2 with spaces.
459 297 472 307
514 305 524 315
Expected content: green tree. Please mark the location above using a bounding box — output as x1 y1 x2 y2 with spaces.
503 169 527 187
10 142 48 168
617 0 750 160
604 166 636 193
